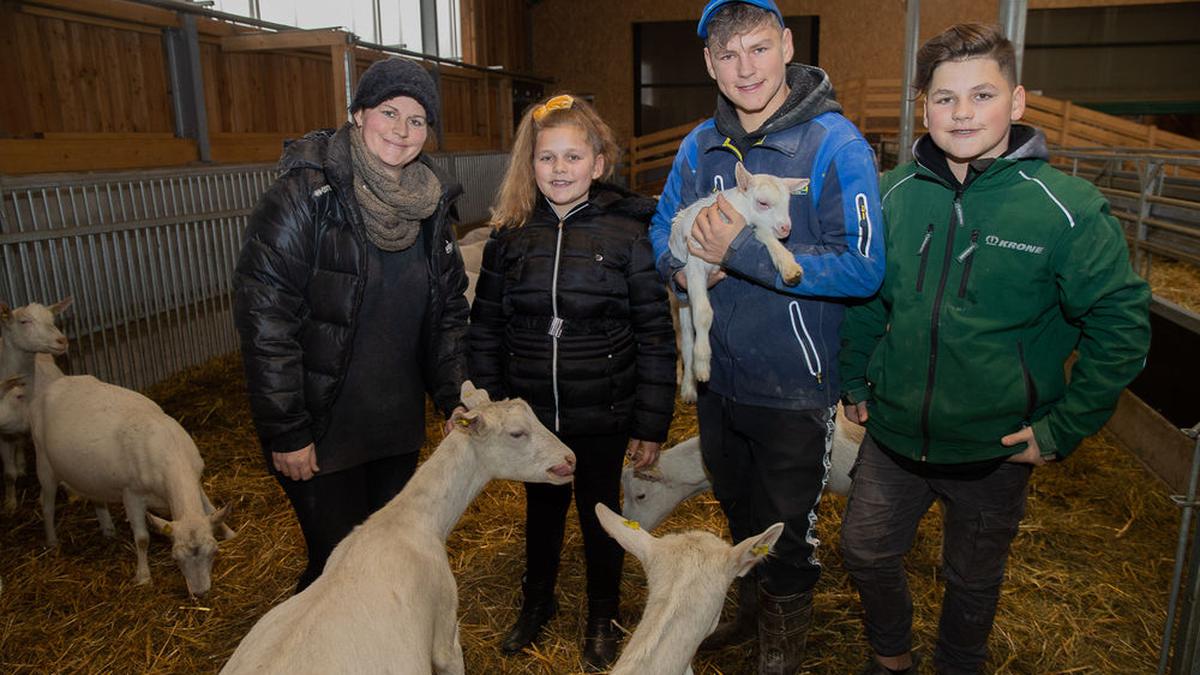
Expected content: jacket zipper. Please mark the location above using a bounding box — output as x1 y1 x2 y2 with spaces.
1017 341 1038 422
547 201 588 432
916 224 934 292
919 190 963 461
788 301 823 384
956 229 980 298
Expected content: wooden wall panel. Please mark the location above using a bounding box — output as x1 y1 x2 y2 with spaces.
460 0 530 72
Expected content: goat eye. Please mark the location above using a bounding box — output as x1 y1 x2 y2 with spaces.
756 200 770 209
635 494 646 501
509 430 527 439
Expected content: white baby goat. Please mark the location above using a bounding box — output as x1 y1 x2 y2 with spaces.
596 503 783 675
622 404 864 530
0 376 28 435
220 381 576 675
29 374 234 597
669 163 809 402
0 298 71 512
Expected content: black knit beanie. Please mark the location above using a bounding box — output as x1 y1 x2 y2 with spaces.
351 58 440 127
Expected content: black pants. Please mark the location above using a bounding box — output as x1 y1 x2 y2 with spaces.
697 390 834 596
523 432 627 608
276 452 420 592
840 434 1031 675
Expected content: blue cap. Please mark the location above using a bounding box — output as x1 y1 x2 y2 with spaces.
697 0 784 39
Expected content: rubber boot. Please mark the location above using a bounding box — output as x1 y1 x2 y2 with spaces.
757 586 813 675
581 598 621 672
500 576 558 655
700 573 760 651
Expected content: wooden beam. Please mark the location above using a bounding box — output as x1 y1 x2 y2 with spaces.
222 28 350 53
17 0 179 29
0 138 198 174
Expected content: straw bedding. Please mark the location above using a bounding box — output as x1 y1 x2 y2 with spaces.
0 353 1177 673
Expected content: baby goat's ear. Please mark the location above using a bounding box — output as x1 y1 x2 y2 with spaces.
460 380 491 410
450 408 485 435
783 177 811 195
49 296 74 315
595 503 655 562
730 521 785 577
734 162 752 193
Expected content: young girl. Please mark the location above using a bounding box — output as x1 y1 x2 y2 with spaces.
467 94 676 671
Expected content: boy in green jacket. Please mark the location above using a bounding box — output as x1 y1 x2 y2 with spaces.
837 23 1150 675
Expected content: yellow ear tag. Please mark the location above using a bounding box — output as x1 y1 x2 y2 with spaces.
163 523 173 536
752 544 771 557
455 418 471 427
622 519 641 530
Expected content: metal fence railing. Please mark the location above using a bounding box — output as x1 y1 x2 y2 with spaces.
0 151 510 391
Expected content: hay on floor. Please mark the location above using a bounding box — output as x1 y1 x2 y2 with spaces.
0 353 1179 673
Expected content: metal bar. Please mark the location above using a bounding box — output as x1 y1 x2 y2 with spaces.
998 0 1028 81
0 209 252 245
1159 426 1200 674
897 0 920 165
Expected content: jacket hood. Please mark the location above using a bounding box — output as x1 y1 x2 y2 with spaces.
913 124 1049 187
715 64 842 144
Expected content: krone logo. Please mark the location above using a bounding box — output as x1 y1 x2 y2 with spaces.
984 234 1044 255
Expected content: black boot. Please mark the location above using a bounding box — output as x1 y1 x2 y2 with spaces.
700 573 760 651
757 586 813 675
500 577 558 655
581 598 621 672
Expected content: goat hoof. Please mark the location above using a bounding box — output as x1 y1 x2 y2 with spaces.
783 269 803 285
134 573 151 586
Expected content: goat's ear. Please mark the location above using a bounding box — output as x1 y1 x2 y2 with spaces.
450 408 484 434
0 303 10 322
49 296 74 315
783 177 811 195
730 521 785 577
595 503 654 561
460 380 491 410
0 376 25 394
208 504 231 527
734 162 752 193
146 512 174 537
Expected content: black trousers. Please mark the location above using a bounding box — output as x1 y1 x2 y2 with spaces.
523 432 627 609
276 452 420 592
697 390 835 596
840 434 1031 675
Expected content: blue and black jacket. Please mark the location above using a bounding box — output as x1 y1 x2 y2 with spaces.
649 64 885 410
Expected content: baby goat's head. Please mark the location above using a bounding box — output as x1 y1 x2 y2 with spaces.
147 505 230 598
734 162 810 240
451 381 576 485
0 376 29 435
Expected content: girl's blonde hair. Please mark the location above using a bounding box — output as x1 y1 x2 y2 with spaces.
489 94 620 229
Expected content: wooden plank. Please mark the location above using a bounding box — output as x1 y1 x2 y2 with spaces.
210 132 297 163
0 138 198 173
42 132 176 139
221 29 350 53
1107 390 1195 494
19 0 179 29
18 4 161 35
5 11 45 136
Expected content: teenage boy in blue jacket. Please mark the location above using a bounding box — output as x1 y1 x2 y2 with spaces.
648 1 885 672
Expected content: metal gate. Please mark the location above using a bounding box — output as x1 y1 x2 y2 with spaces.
0 151 509 391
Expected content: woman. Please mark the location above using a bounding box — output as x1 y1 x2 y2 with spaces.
233 58 469 592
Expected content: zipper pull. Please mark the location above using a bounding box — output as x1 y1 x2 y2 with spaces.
917 224 934 255
953 199 965 227
956 229 981 263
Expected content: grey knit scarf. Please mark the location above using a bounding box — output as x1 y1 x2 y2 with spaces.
349 127 441 251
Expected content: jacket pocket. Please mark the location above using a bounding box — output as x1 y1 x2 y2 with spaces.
957 229 980 298
1017 340 1039 422
787 301 824 384
916 224 934 292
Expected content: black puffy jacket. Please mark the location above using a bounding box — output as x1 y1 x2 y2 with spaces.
233 124 469 458
468 185 676 442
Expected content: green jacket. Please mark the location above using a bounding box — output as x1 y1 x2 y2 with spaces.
839 126 1150 463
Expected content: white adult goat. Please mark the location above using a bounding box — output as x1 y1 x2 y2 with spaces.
30 375 234 597
596 503 783 675
0 298 71 512
622 404 864 530
669 163 809 402
220 382 576 675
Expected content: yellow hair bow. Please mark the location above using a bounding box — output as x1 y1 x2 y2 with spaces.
533 94 575 122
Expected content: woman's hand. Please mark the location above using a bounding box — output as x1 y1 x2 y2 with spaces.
626 439 661 470
273 444 320 481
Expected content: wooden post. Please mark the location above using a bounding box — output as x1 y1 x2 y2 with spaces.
1059 100 1073 146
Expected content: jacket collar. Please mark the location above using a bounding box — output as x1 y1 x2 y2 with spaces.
912 124 1048 189
711 63 841 159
